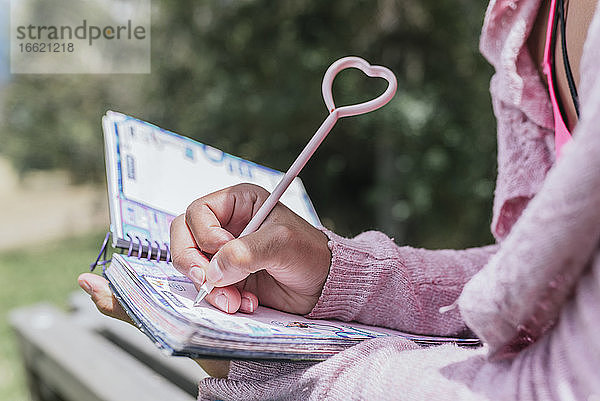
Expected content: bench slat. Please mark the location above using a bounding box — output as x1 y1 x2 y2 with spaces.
68 291 208 395
10 304 196 401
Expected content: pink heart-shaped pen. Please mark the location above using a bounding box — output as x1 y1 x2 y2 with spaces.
194 56 397 306
322 56 397 117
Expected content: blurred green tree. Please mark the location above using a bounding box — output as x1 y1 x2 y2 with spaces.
0 0 496 249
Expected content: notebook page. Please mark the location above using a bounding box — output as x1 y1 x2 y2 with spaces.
103 111 320 245
113 254 398 341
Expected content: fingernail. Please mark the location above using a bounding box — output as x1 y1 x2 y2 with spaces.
215 294 229 312
80 280 92 295
189 265 206 286
241 296 255 313
206 258 223 283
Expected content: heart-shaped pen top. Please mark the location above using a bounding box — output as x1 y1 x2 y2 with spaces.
194 56 398 306
321 56 397 118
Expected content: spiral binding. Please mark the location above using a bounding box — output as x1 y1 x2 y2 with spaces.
135 235 143 258
90 231 172 272
127 233 171 263
145 239 153 261
89 231 111 272
127 233 134 257
154 240 162 261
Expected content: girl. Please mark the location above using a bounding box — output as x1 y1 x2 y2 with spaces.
80 0 600 399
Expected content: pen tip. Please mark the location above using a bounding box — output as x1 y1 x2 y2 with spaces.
193 289 208 307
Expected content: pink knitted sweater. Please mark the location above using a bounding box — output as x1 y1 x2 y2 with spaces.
199 0 600 399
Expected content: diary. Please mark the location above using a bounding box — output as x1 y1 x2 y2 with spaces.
94 111 479 361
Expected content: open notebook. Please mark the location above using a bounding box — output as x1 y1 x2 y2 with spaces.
97 111 480 361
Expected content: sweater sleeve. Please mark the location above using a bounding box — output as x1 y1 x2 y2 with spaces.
307 229 498 337
196 231 497 401
198 250 600 401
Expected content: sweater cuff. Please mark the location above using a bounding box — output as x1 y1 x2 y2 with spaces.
227 360 314 382
306 228 391 321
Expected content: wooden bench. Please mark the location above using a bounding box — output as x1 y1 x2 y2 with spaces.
9 291 209 401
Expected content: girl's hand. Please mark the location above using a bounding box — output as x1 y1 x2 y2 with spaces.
170 183 332 315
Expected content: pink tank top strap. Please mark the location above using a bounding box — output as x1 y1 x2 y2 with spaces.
542 0 572 160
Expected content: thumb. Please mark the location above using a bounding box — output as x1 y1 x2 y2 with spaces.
78 273 132 324
205 232 274 287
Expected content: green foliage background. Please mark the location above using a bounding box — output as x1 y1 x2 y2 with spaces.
0 0 497 249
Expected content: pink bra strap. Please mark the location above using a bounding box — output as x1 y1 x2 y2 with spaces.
542 0 572 159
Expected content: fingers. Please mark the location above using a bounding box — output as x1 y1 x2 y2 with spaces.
184 184 269 251
170 184 272 314
170 214 211 288
203 285 259 314
78 273 133 324
239 290 259 313
205 224 288 288
171 184 269 288
184 193 236 254
203 285 241 313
